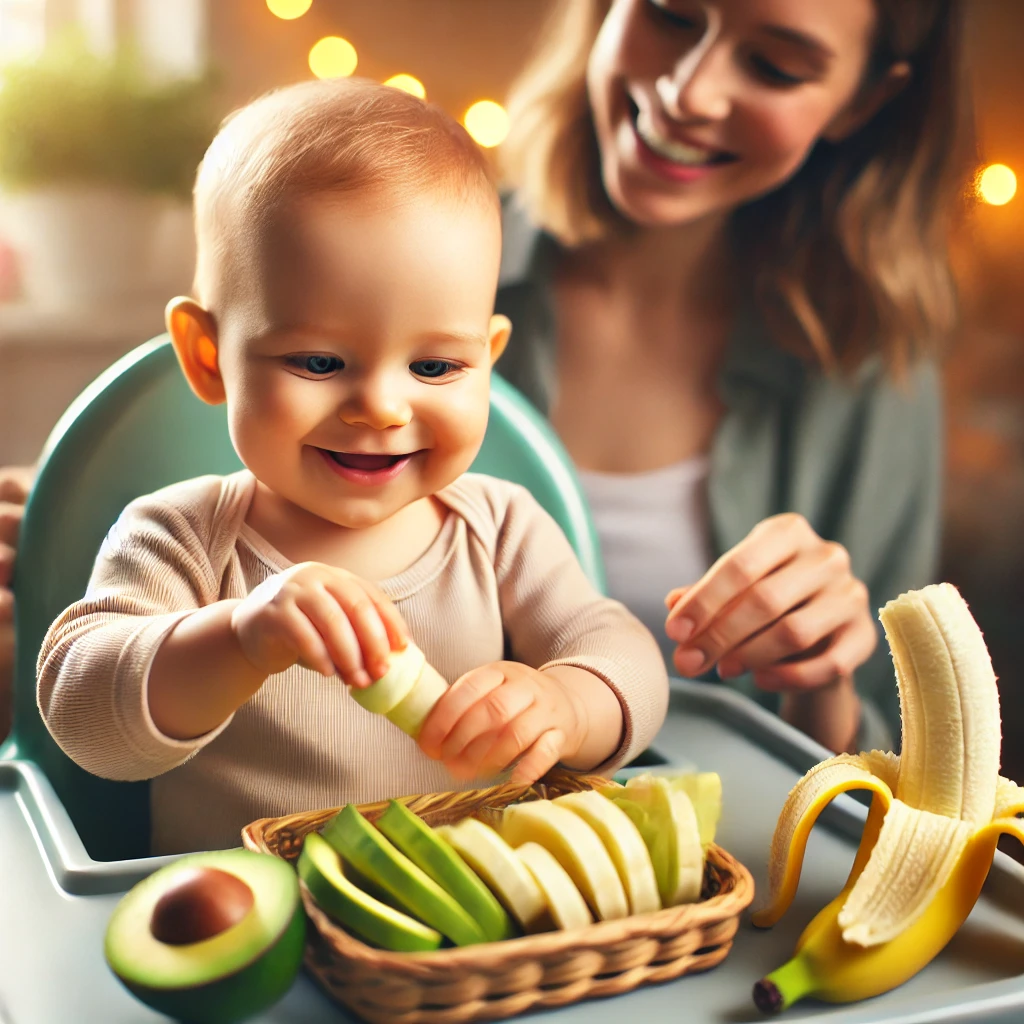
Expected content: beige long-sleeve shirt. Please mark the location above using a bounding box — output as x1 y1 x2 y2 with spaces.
38 471 668 854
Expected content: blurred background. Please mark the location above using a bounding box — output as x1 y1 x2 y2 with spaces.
0 0 1022 777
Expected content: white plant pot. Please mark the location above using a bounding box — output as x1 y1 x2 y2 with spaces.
0 185 195 311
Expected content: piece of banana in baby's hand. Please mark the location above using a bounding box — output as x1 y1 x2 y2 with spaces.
348 642 449 739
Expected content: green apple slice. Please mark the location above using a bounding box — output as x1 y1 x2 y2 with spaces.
298 833 442 952
601 779 703 906
654 772 722 848
501 800 628 921
553 791 661 915
376 801 516 941
349 643 426 715
322 805 486 946
436 819 548 933
515 843 592 932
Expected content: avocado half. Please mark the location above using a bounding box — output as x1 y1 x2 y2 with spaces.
105 848 306 1024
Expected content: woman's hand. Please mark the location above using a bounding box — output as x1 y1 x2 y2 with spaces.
417 662 588 785
664 513 877 692
230 561 408 687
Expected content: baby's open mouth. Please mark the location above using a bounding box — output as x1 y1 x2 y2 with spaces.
324 451 410 470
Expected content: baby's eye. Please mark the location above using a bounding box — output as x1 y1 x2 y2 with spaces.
288 354 344 376
411 359 459 379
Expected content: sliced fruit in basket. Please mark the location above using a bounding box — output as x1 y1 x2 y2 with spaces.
436 818 548 934
500 800 629 920
516 842 593 931
323 804 486 946
298 833 442 952
650 772 723 849
376 800 516 941
601 778 704 906
553 790 661 915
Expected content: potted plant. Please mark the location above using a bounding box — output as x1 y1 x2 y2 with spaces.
0 35 218 309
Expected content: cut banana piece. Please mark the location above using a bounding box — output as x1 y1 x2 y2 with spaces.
501 800 629 920
436 818 548 933
553 791 661 915
516 843 593 932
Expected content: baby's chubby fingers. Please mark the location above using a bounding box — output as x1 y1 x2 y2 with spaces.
448 706 562 783
416 664 506 760
320 573 408 683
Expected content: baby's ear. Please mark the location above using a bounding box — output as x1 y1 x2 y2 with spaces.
487 314 512 366
166 297 225 405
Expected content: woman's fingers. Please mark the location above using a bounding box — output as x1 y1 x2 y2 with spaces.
753 619 878 691
718 578 872 678
665 513 818 645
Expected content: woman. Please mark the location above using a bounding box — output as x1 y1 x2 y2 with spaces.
493 0 972 753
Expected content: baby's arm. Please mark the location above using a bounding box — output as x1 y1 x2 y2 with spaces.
37 487 231 780
419 484 668 782
149 563 407 739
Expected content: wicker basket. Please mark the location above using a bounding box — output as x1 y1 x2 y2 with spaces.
242 769 755 1024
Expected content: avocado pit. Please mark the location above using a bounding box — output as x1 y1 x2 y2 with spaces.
150 866 255 945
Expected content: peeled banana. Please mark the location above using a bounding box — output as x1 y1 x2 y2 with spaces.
752 583 1024 1013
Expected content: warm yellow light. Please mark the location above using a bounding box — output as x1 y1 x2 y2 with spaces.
384 74 426 100
267 0 312 19
978 163 1017 206
308 36 358 79
463 100 509 149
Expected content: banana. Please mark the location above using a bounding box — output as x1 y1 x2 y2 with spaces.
751 583 1024 1014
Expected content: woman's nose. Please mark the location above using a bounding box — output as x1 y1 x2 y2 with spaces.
338 374 413 430
655 8 731 122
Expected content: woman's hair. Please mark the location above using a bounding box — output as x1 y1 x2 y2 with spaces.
501 0 975 372
194 77 497 301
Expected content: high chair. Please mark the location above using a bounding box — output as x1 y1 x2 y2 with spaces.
1 336 604 863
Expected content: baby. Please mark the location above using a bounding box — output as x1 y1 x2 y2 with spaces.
37 78 669 855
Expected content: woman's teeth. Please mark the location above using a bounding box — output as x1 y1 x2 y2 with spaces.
635 109 721 166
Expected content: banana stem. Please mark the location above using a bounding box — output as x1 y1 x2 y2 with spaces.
753 954 816 1015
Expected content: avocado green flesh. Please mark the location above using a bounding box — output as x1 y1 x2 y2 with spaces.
323 804 487 946
121 905 305 1024
105 849 302 991
376 801 516 941
603 793 676 907
298 833 442 952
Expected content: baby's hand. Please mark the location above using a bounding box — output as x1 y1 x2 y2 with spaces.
416 662 585 785
229 562 407 687
665 513 877 691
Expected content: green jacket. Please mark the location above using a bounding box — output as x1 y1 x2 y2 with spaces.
494 198 942 752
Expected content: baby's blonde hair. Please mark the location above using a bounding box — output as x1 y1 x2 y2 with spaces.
193 77 498 303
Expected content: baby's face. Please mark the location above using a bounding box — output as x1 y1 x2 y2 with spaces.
213 190 504 530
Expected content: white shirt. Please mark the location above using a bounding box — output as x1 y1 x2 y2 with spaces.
577 456 714 667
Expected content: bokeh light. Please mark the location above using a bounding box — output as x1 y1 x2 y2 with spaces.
463 100 509 149
384 74 426 100
978 163 1017 206
308 36 358 79
267 0 312 20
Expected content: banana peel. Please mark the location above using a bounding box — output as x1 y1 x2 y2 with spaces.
752 583 1024 1013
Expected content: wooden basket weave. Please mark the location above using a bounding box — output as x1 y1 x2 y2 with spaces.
242 769 755 1024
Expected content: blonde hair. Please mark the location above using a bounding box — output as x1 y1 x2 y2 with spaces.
194 77 497 301
502 0 974 372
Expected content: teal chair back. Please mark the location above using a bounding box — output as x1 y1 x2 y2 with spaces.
3 336 604 862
